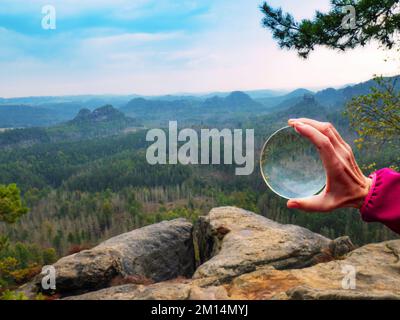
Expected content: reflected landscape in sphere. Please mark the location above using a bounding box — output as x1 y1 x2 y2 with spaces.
260 126 326 200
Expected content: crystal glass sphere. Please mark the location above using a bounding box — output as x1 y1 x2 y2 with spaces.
260 126 326 199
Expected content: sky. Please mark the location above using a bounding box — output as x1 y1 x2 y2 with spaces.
0 0 398 98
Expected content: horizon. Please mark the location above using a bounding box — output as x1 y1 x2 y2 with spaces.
0 74 389 100
0 0 399 98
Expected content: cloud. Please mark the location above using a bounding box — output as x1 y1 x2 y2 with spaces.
0 0 398 97
84 31 184 47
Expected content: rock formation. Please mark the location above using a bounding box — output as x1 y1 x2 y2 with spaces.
20 218 194 296
20 207 400 300
192 207 352 286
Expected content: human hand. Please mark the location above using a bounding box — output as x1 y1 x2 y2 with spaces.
287 118 372 212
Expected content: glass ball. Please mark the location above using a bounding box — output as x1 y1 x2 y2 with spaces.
260 126 326 199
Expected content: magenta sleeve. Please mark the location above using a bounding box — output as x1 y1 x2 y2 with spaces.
360 168 400 234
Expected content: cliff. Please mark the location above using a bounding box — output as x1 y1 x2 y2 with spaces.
20 207 400 300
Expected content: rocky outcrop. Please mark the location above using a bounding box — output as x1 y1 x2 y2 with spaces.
21 218 194 297
223 240 400 300
64 238 400 300
192 207 353 286
64 282 193 300
20 206 400 300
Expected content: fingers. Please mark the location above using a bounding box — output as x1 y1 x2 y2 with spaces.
289 118 336 135
289 118 344 150
289 118 365 180
289 118 325 131
287 193 332 212
291 122 339 172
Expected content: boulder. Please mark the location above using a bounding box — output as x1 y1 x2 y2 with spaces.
224 240 400 300
25 218 194 296
64 236 400 300
65 281 231 300
192 207 353 285
64 282 193 300
67 239 400 300
22 206 400 300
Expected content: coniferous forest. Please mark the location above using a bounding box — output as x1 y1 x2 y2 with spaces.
0 80 399 293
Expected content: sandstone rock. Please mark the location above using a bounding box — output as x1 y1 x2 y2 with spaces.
64 281 232 301
22 206 399 301
189 285 230 300
224 240 400 300
328 236 356 258
64 239 400 300
192 207 352 285
29 218 195 296
65 282 192 300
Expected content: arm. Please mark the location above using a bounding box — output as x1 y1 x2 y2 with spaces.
361 168 400 234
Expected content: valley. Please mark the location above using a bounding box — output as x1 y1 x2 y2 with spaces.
0 75 399 293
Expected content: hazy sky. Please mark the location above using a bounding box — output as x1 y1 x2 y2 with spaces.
0 0 398 97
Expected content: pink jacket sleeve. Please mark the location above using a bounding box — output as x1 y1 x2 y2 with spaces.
360 168 400 235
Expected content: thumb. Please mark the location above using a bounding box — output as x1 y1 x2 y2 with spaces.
287 193 330 212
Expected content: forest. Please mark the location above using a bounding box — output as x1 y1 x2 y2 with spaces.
0 79 399 296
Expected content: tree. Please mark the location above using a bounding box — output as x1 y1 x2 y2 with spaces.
0 184 28 293
345 76 400 149
0 236 9 253
260 0 400 58
0 184 28 224
42 248 57 265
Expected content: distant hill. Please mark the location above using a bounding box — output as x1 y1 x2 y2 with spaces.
256 75 400 116
285 88 314 99
121 91 266 126
121 98 196 125
202 91 263 111
69 105 133 125
255 88 313 109
60 105 140 136
0 95 137 107
278 95 327 120
0 105 141 149
1 74 398 128
315 75 400 108
249 94 329 139
0 102 88 128
0 97 137 128
122 98 193 115
0 105 63 128
243 89 287 99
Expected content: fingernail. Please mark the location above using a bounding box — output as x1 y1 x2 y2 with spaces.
293 122 305 134
288 201 300 209
288 119 296 126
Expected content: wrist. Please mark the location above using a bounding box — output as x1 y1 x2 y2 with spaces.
353 177 372 209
